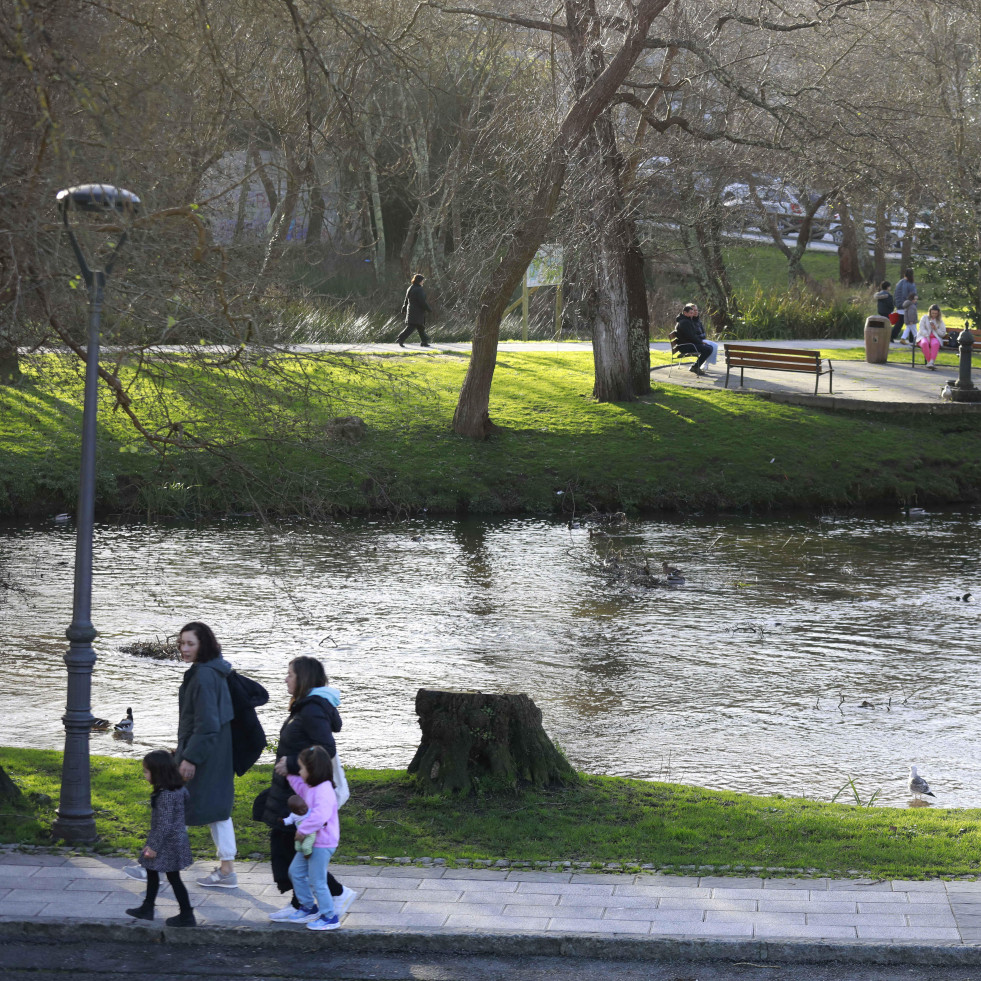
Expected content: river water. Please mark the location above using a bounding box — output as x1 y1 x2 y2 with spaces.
1 512 979 808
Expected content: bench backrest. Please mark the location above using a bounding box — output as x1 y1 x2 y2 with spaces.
669 330 697 357
724 344 822 373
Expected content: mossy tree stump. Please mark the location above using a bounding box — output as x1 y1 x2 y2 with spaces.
407 689 578 794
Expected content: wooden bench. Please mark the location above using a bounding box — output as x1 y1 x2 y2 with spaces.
724 344 833 395
909 327 981 366
668 330 699 366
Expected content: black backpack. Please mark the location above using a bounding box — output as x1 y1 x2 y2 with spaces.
227 670 269 776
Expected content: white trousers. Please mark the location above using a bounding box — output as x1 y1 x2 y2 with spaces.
208 818 237 861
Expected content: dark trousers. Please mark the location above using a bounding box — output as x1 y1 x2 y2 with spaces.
145 869 192 913
680 341 712 370
397 322 429 345
270 824 343 903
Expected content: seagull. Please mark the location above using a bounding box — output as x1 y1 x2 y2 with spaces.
114 707 134 732
908 765 935 800
941 382 953 401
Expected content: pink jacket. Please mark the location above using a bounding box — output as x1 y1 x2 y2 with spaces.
286 773 340 849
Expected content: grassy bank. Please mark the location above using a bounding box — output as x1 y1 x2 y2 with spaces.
2 749 978 879
3 348 981 521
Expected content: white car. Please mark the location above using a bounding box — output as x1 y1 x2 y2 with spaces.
722 181 830 239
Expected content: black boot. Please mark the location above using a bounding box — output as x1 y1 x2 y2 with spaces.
165 909 197 927
126 903 154 920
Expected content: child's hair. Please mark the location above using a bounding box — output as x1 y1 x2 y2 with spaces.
297 745 333 787
143 750 184 791
287 794 308 815
881 280 891 290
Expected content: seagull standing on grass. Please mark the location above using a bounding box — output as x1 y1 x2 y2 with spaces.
908 765 935 799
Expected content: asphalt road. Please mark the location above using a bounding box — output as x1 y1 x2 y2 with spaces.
3 939 980 981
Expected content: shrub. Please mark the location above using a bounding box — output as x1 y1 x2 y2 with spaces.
724 283 866 341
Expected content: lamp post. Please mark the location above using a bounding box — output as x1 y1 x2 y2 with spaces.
52 184 139 842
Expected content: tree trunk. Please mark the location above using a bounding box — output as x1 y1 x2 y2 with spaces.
872 199 887 284
306 179 327 253
407 689 578 794
900 210 916 274
837 201 863 285
626 239 651 394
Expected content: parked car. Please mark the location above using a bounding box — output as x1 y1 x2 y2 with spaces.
721 180 831 239
827 209 929 250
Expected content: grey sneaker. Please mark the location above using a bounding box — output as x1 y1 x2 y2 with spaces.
196 867 238 888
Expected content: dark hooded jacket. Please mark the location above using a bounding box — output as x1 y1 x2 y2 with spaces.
675 312 707 347
260 690 342 826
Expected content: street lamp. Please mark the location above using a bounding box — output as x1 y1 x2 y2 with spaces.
52 183 139 842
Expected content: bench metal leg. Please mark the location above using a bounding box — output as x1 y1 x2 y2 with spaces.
725 365 730 388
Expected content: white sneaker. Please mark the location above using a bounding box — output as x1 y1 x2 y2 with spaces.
268 902 301 921
196 867 238 888
334 886 358 917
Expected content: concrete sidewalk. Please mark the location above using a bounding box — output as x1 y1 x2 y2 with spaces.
4 852 981 965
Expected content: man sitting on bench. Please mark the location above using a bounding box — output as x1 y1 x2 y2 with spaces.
675 302 718 377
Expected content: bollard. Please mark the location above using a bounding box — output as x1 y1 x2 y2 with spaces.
952 327 981 401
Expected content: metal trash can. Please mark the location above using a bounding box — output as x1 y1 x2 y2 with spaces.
864 316 890 364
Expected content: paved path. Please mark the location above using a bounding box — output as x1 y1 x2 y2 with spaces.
4 852 981 963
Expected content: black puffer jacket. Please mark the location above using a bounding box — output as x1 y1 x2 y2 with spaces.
400 282 431 326
260 692 342 825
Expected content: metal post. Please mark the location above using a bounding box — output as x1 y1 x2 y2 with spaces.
51 184 139 842
951 327 981 402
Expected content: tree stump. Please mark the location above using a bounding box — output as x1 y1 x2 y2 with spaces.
407 689 578 794
0 763 22 804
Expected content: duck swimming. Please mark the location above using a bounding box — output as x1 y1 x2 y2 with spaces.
662 561 686 584
90 716 111 731
114 707 134 732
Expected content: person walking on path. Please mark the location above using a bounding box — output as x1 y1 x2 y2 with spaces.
893 268 918 343
259 655 356 919
269 745 342 931
916 304 947 369
674 302 717 376
397 273 432 348
125 750 196 927
176 621 238 889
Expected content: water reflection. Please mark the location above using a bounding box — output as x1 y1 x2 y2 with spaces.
2 511 981 808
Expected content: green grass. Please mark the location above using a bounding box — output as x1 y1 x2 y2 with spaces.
2 748 979 878
4 348 981 520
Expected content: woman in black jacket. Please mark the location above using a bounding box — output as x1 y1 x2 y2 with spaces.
396 273 432 347
261 655 355 919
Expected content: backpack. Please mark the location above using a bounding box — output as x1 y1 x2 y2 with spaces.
227 670 269 776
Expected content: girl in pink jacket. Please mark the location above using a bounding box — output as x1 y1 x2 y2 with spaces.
273 745 340 931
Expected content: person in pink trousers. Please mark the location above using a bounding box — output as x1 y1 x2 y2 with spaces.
916 304 947 369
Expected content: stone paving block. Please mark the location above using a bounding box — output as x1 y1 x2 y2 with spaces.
757 900 858 915
36 900 114 917
465 890 554 906
603 906 675 922
506 870 572 883
658 897 756 912
4 889 76 903
705 910 806 926
444 913 550 931
63 878 134 893
763 878 828 891
440 881 519 895
946 893 981 906
0 901 47 917
515 882 615 897
860 901 950 916
808 912 906 927
344 911 451 929
0 854 67 867
713 887 798 901
547 917 651 934
827 880 893 892
700 877 762 890
360 888 439 904
375 866 446 879
411 901 507 918
192 906 247 923
891 879 948 893
0 889 10 901
861 927 963 942
502 904 579 919
946 880 981 893
32 866 124 879
333 864 381 877
569 873 633 885
440 869 511 881
651 921 754 938
641 876 702 888
567 894 655 910
332 899 406 915
827 891 909 904
180 892 261 908
612 885 707 899
906 914 958 927
755 925 858 940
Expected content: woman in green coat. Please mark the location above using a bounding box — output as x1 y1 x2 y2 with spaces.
176 621 238 889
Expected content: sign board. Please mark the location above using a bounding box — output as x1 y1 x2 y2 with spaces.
526 244 563 287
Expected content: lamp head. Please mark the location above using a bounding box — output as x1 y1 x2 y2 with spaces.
56 184 140 217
